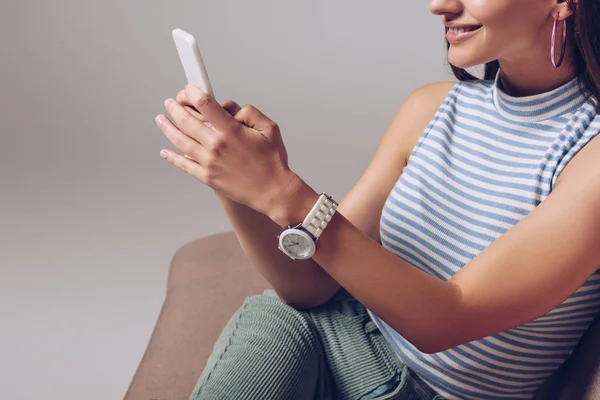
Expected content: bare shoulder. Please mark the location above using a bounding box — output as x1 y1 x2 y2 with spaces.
554 133 600 189
391 81 457 165
403 81 457 110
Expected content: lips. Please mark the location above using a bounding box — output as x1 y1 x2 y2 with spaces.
446 25 483 44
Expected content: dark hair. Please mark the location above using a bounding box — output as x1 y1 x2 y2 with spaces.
446 0 600 108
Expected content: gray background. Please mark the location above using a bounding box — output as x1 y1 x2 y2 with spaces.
1 1 459 399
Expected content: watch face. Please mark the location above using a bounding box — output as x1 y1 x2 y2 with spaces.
280 231 314 259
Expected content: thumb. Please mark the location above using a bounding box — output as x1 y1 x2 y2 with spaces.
233 104 274 133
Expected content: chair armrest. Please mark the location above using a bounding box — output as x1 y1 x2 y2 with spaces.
167 230 271 295
125 231 272 400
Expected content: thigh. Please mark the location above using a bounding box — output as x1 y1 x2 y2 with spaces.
279 287 444 400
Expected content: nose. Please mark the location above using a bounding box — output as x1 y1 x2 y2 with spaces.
429 0 462 16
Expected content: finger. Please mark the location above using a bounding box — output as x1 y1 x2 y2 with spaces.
176 89 240 118
155 113 210 165
183 105 205 121
213 101 241 132
180 104 215 131
184 84 240 134
160 149 211 184
222 100 242 116
175 90 229 131
176 89 192 106
234 104 276 132
176 90 204 119
164 98 216 145
176 89 199 111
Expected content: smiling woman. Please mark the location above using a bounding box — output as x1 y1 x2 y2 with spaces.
438 0 600 101
126 1 600 400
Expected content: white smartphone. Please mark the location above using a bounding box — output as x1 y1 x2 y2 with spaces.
172 28 216 102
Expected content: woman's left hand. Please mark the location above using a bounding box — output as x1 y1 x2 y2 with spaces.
155 83 302 216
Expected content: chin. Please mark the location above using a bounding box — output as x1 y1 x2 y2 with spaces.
448 49 489 71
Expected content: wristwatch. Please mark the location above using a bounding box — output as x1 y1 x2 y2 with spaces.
277 192 338 260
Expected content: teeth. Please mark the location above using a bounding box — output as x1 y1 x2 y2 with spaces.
449 26 482 34
450 27 467 34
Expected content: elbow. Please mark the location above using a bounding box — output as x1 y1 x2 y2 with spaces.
275 293 319 310
413 338 453 354
402 318 466 354
410 282 467 354
275 289 338 311
410 334 451 354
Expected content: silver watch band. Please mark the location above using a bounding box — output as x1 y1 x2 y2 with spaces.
300 193 338 241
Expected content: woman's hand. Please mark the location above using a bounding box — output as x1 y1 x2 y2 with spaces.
155 83 300 216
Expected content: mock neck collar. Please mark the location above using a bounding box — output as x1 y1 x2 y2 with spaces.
492 69 586 122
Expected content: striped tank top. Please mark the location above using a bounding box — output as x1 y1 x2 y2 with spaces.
366 70 600 400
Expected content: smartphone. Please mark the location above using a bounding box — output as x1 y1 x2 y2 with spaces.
172 28 216 102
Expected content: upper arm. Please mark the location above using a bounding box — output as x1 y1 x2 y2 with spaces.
447 134 600 348
337 82 455 245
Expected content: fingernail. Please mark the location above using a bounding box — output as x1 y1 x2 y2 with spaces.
164 98 172 108
160 150 168 159
155 115 163 125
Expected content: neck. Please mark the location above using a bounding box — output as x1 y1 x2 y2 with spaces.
497 35 579 97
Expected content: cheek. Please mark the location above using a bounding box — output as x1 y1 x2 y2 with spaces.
469 0 547 35
473 11 543 55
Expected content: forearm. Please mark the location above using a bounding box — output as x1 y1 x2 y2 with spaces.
215 190 341 309
318 212 464 352
271 190 464 353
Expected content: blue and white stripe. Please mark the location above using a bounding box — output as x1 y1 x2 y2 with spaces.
366 70 600 399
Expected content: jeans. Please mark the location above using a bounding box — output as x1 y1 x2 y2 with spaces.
190 286 445 400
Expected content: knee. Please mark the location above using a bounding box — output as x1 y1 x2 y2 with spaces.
237 293 321 356
190 294 322 400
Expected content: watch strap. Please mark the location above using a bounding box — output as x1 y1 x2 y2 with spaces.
300 193 338 241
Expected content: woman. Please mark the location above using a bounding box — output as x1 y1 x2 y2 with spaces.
133 0 600 399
